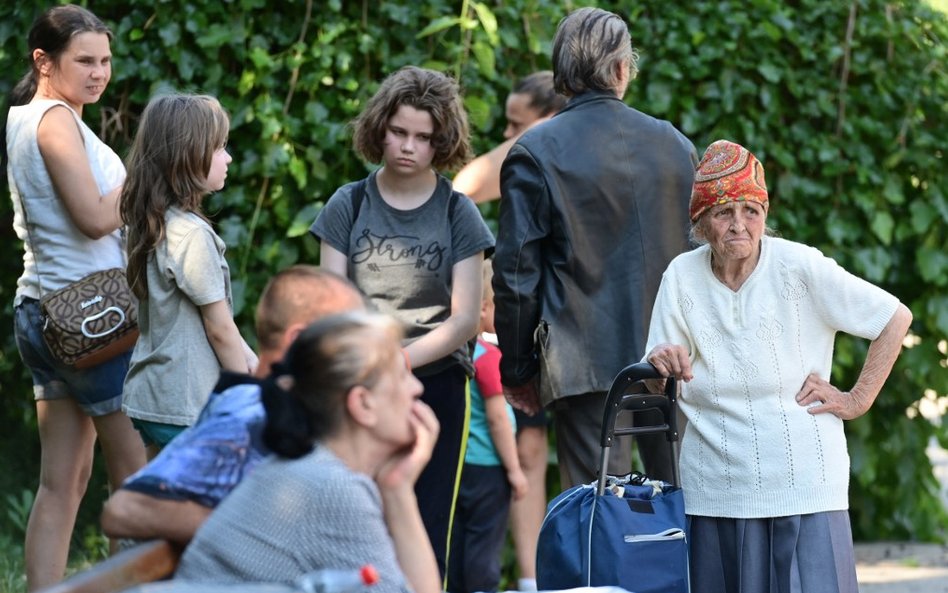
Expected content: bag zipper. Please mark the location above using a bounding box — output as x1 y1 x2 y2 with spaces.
623 528 686 543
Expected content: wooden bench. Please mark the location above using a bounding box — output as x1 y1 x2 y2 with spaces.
37 540 181 593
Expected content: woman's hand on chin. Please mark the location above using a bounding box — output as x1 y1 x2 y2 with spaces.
376 401 439 492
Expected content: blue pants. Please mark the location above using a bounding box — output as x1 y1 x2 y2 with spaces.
447 464 512 593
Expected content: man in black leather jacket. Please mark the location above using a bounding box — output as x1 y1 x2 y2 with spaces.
493 7 698 488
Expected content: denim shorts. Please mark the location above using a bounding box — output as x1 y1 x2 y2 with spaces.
14 298 131 416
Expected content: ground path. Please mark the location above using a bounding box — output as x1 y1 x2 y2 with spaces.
855 439 948 592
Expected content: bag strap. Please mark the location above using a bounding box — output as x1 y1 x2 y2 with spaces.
13 101 86 299
13 177 48 298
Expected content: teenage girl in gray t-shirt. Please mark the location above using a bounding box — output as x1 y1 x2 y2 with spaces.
311 66 494 578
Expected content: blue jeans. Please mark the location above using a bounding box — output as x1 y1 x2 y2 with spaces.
14 298 130 416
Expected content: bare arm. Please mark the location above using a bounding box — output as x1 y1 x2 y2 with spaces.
404 254 482 369
452 137 517 204
454 116 553 205
319 242 349 277
242 339 259 375
484 395 528 500
37 105 123 238
376 402 441 593
797 303 913 419
101 490 211 545
200 300 251 373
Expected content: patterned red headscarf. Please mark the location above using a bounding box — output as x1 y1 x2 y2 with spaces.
689 140 768 222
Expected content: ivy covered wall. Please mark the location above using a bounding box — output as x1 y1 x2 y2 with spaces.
0 0 945 542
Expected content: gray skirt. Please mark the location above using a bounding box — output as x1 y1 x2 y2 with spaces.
688 511 858 593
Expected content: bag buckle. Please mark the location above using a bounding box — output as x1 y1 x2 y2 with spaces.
81 306 126 338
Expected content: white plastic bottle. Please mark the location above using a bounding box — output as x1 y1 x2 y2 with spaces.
296 564 380 593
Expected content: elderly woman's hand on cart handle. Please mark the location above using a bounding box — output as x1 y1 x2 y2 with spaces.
646 343 694 392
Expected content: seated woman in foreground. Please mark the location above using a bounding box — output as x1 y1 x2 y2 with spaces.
173 311 441 593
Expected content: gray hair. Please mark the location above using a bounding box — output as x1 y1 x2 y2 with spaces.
551 7 639 97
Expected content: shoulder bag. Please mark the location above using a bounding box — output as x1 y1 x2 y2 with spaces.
17 191 138 369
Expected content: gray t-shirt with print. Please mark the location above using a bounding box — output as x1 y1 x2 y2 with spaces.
311 171 494 376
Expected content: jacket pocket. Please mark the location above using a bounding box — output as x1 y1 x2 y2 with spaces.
534 320 557 406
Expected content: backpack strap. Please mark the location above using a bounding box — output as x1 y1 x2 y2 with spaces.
350 178 368 224
447 189 462 219
352 178 461 222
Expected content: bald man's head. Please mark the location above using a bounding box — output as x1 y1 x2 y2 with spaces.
255 266 365 357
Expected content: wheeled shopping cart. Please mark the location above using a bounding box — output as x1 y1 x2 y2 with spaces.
536 361 690 593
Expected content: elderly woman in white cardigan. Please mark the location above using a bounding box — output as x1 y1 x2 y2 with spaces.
643 140 912 593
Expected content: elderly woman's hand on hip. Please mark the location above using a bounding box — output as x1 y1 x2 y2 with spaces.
646 343 694 383
795 374 870 420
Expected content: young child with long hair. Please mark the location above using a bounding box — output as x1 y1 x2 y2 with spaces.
310 65 494 578
120 93 255 456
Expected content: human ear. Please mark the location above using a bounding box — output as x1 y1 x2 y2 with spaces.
345 385 378 428
278 323 306 356
33 50 51 76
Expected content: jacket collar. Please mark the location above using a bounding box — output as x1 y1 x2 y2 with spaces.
560 89 623 114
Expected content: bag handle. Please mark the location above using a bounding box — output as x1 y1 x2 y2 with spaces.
597 361 681 494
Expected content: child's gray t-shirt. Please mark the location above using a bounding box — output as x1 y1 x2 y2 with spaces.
123 207 232 425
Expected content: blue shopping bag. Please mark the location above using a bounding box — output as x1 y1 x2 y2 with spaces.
537 362 689 593
536 474 688 593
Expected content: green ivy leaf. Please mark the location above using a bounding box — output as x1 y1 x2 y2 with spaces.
288 155 307 190
464 94 491 131
287 203 321 238
197 24 235 49
928 295 948 336
645 81 672 114
882 176 904 205
909 201 937 234
853 246 893 282
870 211 895 245
249 46 273 70
472 2 500 46
158 22 181 47
416 16 462 39
757 63 781 83
472 40 496 79
917 247 948 285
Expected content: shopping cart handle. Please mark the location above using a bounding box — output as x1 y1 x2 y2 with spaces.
599 362 679 448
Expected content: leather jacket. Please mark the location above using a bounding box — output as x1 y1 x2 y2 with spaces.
493 90 697 406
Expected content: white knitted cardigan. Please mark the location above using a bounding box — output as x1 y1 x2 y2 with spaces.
645 236 899 518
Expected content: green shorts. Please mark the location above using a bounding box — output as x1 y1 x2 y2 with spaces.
132 418 187 448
